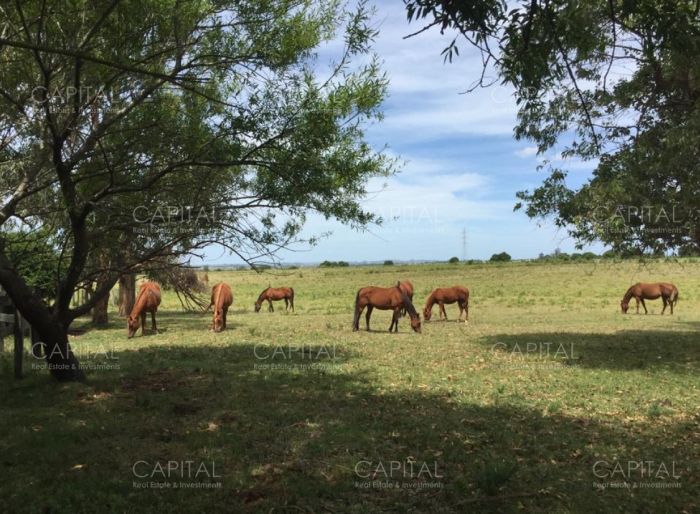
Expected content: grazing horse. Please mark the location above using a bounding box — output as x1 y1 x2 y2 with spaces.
254 287 294 312
353 282 421 333
127 282 161 338
423 286 470 322
209 282 233 332
398 280 414 317
621 282 679 314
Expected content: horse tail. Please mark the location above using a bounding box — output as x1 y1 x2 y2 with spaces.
352 289 361 330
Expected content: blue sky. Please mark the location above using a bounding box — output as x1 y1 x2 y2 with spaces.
202 1 604 265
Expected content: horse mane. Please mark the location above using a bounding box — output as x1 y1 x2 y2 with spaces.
622 285 636 304
134 283 151 304
214 283 223 311
257 287 270 303
131 282 157 316
423 291 435 311
396 283 419 319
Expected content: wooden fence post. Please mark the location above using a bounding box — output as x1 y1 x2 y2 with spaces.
13 308 23 379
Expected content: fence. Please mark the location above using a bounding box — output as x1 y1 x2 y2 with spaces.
0 286 38 379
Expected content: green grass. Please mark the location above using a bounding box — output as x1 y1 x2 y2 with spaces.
1 260 699 513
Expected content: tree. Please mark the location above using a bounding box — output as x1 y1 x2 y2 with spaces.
405 0 700 254
118 274 136 317
0 0 394 381
489 252 511 262
448 256 459 263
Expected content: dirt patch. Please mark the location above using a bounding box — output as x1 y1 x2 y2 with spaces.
120 368 205 393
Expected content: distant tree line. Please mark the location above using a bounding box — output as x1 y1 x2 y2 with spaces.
319 261 350 268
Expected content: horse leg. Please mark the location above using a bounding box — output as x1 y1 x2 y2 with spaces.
284 298 289 311
268 299 273 312
635 298 640 314
290 296 294 312
366 305 374 331
389 308 399 333
442 303 448 321
353 304 364 331
151 311 157 332
661 297 667 315
223 308 227 329
140 312 146 336
641 298 647 314
670 297 674 315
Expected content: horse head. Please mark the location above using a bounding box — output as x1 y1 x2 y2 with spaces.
423 306 432 321
213 309 224 332
254 301 261 313
398 287 421 333
127 316 139 338
620 300 629 314
409 313 422 333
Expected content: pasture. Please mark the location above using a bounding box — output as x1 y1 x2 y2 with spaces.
1 260 699 513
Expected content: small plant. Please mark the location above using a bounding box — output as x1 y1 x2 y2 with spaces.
646 400 671 418
546 400 563 415
475 455 518 495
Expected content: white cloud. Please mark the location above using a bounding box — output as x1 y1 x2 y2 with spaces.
515 146 538 158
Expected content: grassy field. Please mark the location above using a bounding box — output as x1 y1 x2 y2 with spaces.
1 259 699 513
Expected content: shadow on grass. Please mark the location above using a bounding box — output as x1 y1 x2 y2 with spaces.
479 330 700 374
1 343 698 513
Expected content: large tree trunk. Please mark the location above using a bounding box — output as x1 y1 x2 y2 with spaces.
118 274 136 317
41 325 85 381
0 255 84 381
91 290 109 326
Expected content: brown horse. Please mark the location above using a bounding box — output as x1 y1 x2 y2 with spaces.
621 282 679 314
353 282 421 333
398 280 414 317
255 286 294 312
127 282 161 338
423 286 469 321
209 282 233 332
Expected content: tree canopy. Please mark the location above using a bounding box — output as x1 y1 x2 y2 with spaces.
0 0 393 380
405 0 700 255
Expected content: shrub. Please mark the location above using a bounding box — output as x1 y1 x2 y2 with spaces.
489 252 512 262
